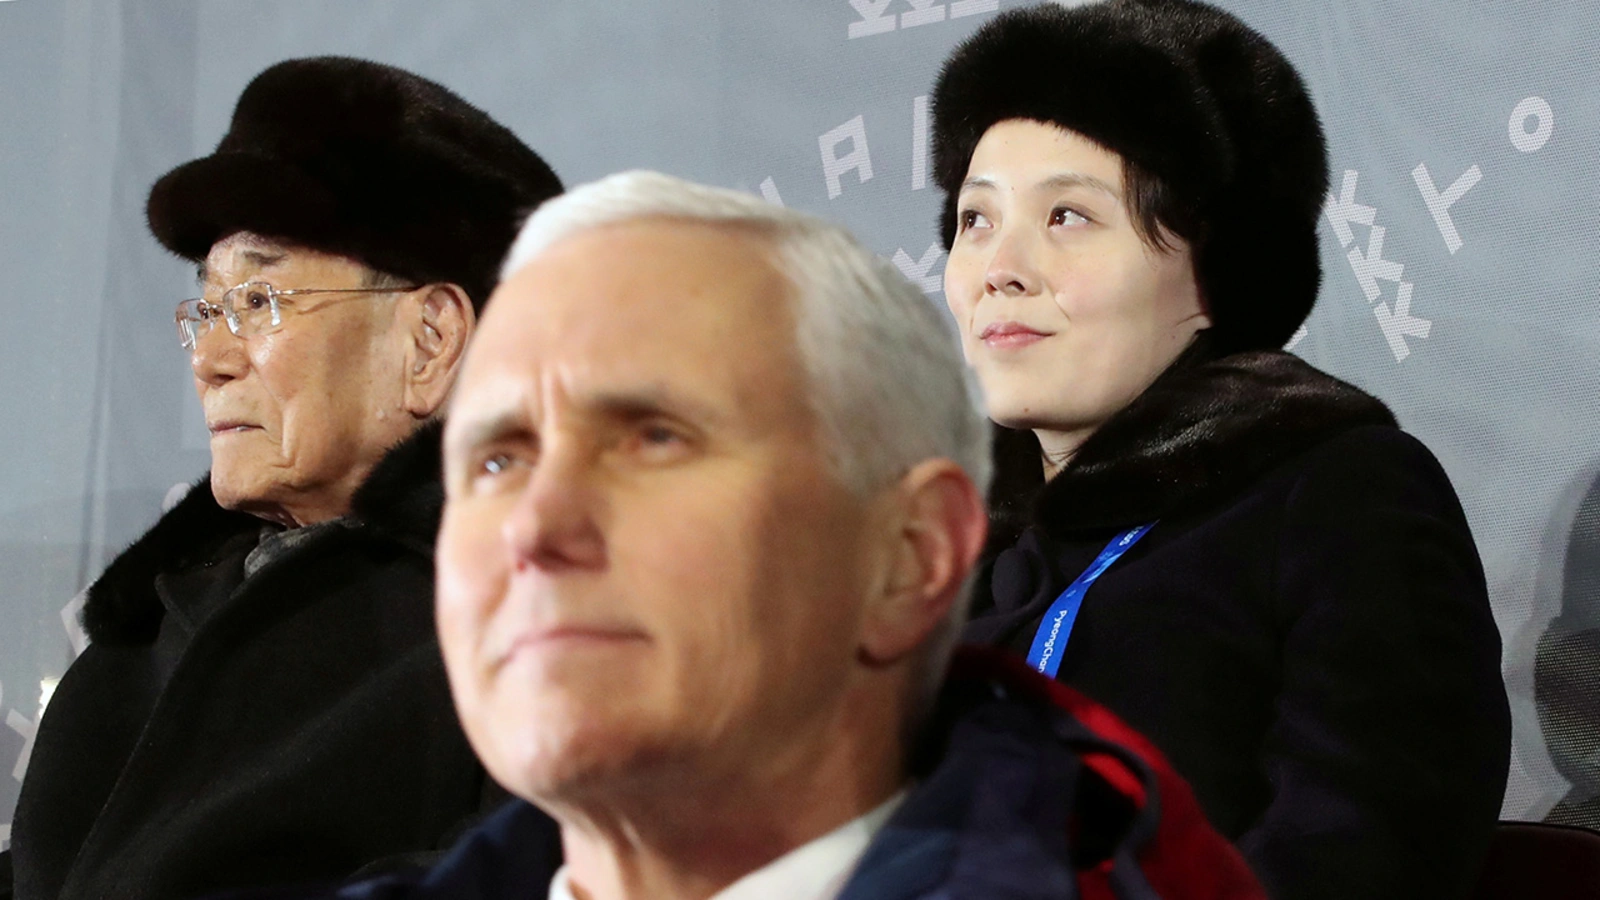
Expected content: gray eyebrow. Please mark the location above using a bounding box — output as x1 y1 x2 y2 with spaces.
446 408 532 460
584 387 723 428
446 385 727 459
240 249 288 268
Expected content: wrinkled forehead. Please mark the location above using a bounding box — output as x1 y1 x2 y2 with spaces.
198 231 366 288
452 219 808 434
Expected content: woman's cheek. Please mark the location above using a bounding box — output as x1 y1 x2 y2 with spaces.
944 245 982 299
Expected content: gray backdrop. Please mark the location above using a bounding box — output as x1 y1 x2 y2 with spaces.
1 0 1596 844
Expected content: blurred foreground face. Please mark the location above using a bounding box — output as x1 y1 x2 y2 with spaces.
437 220 882 803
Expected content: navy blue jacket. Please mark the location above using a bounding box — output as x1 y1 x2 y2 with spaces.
231 651 1265 900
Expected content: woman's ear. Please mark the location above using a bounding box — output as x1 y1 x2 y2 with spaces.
403 283 476 419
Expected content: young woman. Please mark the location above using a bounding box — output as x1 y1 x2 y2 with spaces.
931 3 1510 898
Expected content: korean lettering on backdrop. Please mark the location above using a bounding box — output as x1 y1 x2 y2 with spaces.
761 103 946 296
845 0 999 39
0 678 39 850
1325 96 1554 362
760 1 1004 296
0 595 72 848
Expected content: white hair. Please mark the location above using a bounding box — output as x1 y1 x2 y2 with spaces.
501 170 992 707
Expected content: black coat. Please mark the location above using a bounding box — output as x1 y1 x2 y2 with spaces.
965 349 1511 900
7 424 521 900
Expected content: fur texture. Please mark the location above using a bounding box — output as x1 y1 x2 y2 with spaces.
81 420 445 646
146 57 562 309
988 348 1397 545
931 0 1329 352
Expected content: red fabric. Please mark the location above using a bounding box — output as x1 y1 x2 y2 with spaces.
949 648 1268 900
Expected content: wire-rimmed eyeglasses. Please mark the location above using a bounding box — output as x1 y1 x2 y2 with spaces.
175 281 422 351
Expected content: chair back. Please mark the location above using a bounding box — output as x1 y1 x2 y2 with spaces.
1473 821 1600 900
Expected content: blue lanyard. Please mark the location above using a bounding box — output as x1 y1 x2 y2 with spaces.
1024 523 1156 678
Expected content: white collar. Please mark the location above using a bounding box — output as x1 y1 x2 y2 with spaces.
548 790 906 900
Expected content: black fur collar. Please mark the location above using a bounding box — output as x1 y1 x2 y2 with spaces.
989 350 1397 544
82 420 445 646
348 418 445 552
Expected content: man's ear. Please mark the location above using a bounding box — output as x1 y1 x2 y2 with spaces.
859 459 988 667
402 283 476 419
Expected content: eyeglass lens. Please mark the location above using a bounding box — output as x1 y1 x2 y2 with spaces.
175 284 283 350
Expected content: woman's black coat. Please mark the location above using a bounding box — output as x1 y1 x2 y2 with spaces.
965 349 1511 900
6 424 525 900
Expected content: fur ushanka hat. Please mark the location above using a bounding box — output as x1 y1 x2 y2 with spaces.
932 0 1329 353
147 56 563 310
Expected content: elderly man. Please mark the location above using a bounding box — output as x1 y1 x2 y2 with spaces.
6 58 562 900
264 171 1265 900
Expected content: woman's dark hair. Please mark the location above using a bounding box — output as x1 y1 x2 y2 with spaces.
1121 155 1207 257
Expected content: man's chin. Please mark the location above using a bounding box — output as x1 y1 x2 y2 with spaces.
207 475 261 512
208 467 290 519
484 715 677 806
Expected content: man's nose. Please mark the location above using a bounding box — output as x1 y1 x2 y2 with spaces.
190 319 248 386
983 227 1044 298
502 443 608 574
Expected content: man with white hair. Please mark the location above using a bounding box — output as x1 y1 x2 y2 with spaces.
8 57 563 900
263 171 1264 900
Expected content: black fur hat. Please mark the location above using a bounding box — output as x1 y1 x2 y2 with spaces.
146 56 563 310
932 0 1329 352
